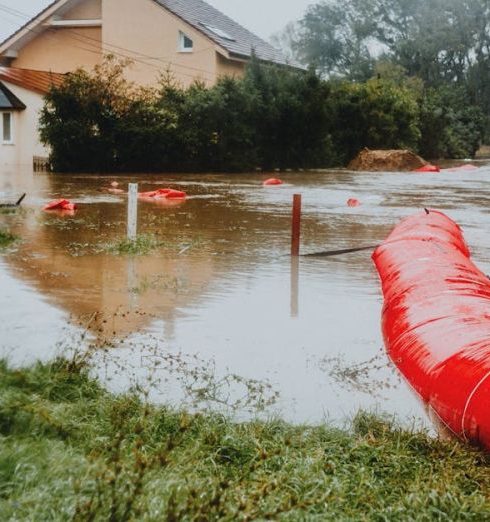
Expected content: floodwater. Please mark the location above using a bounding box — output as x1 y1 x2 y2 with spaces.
2 162 490 427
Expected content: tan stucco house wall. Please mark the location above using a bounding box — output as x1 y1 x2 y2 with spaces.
2 0 254 88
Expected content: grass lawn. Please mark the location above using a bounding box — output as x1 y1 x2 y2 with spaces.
1 359 490 521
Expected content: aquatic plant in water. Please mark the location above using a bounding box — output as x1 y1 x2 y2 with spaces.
0 229 17 248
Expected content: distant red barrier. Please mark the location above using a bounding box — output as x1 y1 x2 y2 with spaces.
43 199 77 211
139 188 186 200
413 164 440 172
373 210 490 449
347 198 360 207
263 178 283 186
441 164 479 172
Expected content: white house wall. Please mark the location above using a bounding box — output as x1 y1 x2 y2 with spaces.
0 82 48 168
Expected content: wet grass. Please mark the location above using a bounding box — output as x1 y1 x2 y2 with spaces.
0 229 17 249
1 359 490 521
68 234 202 257
106 234 166 255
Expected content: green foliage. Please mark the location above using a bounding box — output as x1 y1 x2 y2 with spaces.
419 85 485 158
42 56 453 172
284 0 490 145
2 359 490 520
329 78 421 163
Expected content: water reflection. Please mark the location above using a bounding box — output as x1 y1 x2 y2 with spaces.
290 255 299 318
2 163 490 426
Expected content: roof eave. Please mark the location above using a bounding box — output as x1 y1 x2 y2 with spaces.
0 0 71 55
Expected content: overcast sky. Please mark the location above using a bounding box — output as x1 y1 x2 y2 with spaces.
0 0 314 43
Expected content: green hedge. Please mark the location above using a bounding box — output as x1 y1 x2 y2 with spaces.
39 57 483 173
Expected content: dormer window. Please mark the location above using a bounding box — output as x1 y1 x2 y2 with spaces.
179 31 193 52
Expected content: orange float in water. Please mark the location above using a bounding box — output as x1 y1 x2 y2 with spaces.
373 210 490 450
347 198 360 207
43 199 77 211
263 178 283 186
413 164 440 172
139 188 187 200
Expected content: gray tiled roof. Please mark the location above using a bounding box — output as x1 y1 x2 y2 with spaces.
155 0 302 68
0 82 26 110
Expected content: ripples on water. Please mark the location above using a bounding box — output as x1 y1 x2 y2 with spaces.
1 163 489 427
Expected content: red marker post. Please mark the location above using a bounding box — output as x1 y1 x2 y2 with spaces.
291 194 302 256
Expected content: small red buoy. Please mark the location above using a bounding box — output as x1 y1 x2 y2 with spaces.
347 198 361 207
43 199 77 211
413 164 440 173
263 178 283 186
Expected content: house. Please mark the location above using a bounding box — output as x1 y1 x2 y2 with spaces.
0 67 64 167
0 0 296 88
0 0 296 167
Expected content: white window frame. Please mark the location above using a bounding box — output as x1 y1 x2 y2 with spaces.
1 112 13 145
178 31 194 52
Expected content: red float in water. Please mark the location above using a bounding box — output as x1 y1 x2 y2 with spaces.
263 178 283 186
139 188 186 200
373 210 490 450
43 199 77 211
413 164 440 172
347 198 361 207
442 164 479 172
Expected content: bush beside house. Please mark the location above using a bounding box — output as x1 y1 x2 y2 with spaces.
39 58 484 173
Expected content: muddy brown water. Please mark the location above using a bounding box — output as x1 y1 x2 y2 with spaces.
2 162 490 427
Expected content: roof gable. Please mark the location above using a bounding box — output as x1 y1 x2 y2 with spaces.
0 1 84 53
0 82 26 110
0 0 301 70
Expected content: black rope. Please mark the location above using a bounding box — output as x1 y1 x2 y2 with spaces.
301 244 379 258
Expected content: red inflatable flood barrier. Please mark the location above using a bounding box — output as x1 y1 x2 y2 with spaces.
373 210 490 449
413 164 440 172
43 199 77 211
263 178 283 186
139 188 186 200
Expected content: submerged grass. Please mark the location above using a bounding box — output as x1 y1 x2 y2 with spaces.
103 234 165 255
0 229 17 249
1 359 490 521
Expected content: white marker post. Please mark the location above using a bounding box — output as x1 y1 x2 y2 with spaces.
127 183 138 241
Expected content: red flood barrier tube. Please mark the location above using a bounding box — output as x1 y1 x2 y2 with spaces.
413 164 440 172
139 188 186 200
263 178 283 186
347 198 360 207
43 199 77 211
373 210 490 449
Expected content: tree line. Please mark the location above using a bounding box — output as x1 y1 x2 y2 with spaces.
274 0 490 146
40 55 483 173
